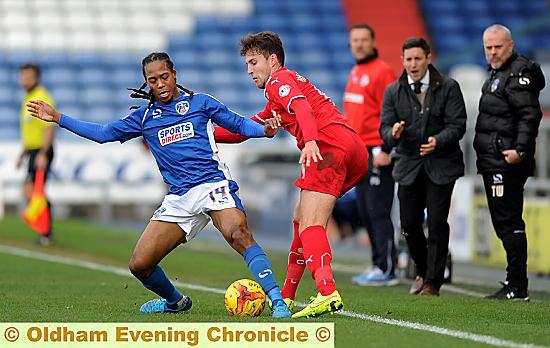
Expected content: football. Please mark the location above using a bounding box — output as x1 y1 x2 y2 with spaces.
224 278 266 317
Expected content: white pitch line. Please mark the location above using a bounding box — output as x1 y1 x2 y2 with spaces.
0 245 546 348
337 310 545 348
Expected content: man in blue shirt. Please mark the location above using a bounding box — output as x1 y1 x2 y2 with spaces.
27 52 291 318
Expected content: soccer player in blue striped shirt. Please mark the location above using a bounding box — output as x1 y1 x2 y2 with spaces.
27 52 291 318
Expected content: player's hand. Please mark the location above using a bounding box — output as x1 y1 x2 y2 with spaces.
263 115 281 138
392 121 405 140
420 136 437 156
373 151 392 168
300 140 323 167
26 100 61 123
503 149 522 164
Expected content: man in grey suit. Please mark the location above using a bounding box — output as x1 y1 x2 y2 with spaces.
380 37 466 296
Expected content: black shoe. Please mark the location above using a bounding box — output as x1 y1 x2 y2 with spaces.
485 281 529 301
35 235 54 246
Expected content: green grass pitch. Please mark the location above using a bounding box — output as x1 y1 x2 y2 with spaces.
0 215 549 347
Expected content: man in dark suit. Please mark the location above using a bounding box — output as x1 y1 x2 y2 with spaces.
380 37 466 296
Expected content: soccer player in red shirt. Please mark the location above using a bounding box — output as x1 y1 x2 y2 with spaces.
216 32 368 318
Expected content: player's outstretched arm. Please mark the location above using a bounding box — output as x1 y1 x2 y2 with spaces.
28 100 129 144
27 100 61 123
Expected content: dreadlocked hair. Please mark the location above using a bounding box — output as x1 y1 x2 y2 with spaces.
128 52 194 110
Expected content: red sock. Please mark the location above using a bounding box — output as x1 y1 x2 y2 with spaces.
300 225 336 296
281 220 305 299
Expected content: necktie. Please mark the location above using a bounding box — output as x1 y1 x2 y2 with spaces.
413 81 423 94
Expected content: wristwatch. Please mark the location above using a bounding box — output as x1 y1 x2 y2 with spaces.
517 150 527 160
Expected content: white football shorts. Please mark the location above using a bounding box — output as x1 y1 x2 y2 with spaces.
150 180 243 241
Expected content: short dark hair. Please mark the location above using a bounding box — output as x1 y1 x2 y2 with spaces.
240 31 285 66
19 63 41 78
402 37 431 55
349 23 375 40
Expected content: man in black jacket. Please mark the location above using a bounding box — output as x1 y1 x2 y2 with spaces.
380 37 466 296
475 24 545 301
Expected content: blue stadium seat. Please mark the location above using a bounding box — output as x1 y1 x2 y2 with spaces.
176 69 205 89
254 1 287 15
493 1 520 16
290 33 326 52
422 0 550 72
329 51 355 72
323 31 349 52
0 67 18 86
422 0 459 16
42 67 76 86
223 18 262 36
0 0 367 141
79 67 110 87
0 127 19 140
40 52 71 68
57 104 84 119
101 52 142 70
170 49 205 70
51 86 80 106
70 52 104 70
287 13 320 32
202 50 239 69
80 86 114 108
111 68 143 89
429 15 465 34
0 85 15 104
7 51 39 68
460 0 489 15
315 0 344 14
110 88 139 110
0 105 20 129
522 0 548 14
434 34 471 55
167 35 196 51
79 106 118 124
465 15 497 36
303 69 334 92
297 51 331 70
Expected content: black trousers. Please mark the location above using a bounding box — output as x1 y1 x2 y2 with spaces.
398 170 455 288
482 172 528 289
355 147 396 275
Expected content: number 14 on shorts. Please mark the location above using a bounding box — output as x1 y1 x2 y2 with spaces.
209 186 229 204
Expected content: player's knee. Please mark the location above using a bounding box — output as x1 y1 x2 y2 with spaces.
128 256 153 279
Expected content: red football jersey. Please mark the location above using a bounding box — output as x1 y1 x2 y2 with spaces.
343 58 396 147
256 67 352 149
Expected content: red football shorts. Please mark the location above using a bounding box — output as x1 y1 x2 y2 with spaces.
294 124 368 198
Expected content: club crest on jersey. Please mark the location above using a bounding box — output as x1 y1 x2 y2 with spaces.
158 122 194 146
360 74 370 87
175 101 190 115
490 78 500 92
279 84 291 97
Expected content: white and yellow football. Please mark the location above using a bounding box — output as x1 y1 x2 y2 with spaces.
224 278 266 317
